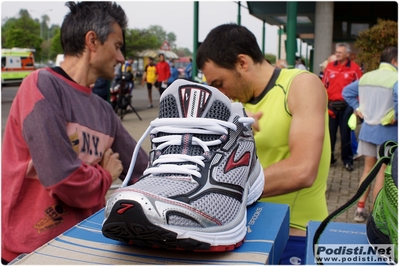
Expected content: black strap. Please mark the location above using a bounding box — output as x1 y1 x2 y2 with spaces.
313 141 397 265
248 68 281 104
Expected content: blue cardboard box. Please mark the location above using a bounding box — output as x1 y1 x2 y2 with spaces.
14 202 289 265
306 221 392 265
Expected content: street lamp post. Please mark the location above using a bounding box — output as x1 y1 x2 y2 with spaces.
30 9 52 63
47 18 51 62
30 9 52 39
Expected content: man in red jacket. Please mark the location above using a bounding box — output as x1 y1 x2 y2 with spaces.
155 53 171 95
322 43 363 172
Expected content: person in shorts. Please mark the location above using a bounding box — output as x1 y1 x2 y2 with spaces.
142 57 157 108
343 46 398 222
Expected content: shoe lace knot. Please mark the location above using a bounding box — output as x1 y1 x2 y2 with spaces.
121 116 254 187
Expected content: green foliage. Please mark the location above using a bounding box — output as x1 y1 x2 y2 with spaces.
1 17 18 46
146 25 178 50
2 9 43 60
2 9 191 64
124 26 179 58
15 9 40 35
174 47 192 57
147 25 167 47
124 29 160 58
355 19 398 72
265 53 276 64
4 28 42 57
49 28 63 61
167 32 177 49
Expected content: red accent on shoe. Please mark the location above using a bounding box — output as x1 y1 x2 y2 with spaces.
116 203 134 214
224 147 251 173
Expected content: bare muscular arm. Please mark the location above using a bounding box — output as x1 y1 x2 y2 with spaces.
261 72 327 197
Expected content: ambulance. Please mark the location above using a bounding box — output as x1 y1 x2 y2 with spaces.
1 48 36 85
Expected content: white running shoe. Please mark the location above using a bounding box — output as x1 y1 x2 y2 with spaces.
102 79 264 251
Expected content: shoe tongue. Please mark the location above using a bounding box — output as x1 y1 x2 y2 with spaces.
159 79 231 121
180 86 211 118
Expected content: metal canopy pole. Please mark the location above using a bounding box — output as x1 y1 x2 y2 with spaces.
193 1 199 79
237 1 241 25
278 26 283 60
262 21 266 55
286 2 298 69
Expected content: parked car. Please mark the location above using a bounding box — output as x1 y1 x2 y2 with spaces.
34 63 47 69
55 54 64 67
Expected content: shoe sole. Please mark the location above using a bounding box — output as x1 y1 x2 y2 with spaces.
102 198 245 251
354 155 362 160
354 216 366 222
344 166 354 172
247 160 265 205
354 212 366 222
102 165 264 252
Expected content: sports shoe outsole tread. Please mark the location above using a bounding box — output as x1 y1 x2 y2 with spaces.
102 199 245 251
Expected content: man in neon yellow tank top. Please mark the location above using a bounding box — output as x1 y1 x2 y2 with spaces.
197 24 331 264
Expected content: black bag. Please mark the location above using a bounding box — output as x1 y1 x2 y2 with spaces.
329 101 347 111
121 71 133 82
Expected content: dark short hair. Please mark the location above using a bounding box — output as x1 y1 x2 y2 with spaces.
196 23 264 70
380 46 398 64
61 1 127 56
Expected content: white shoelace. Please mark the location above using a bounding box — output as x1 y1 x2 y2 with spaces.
121 116 254 187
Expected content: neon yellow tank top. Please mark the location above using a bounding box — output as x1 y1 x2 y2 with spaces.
146 65 157 84
243 68 330 231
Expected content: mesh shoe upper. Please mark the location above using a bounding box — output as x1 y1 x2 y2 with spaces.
371 148 398 262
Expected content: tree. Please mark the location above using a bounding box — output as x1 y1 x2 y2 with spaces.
1 17 18 47
166 32 177 49
2 9 192 63
124 28 160 57
264 53 276 65
147 25 166 48
2 9 43 60
49 27 63 61
4 28 42 49
355 19 398 72
174 47 192 57
16 9 39 35
40 14 50 39
147 25 178 50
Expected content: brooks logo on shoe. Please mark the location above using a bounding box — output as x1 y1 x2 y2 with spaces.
181 87 210 118
116 203 134 214
225 147 251 173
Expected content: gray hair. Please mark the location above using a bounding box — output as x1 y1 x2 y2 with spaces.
336 43 351 54
61 2 128 56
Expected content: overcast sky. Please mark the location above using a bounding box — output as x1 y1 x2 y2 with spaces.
2 1 286 55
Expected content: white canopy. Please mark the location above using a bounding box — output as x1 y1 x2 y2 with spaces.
137 49 179 59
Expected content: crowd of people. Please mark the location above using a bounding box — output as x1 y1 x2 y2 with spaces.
1 1 397 265
93 53 191 110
